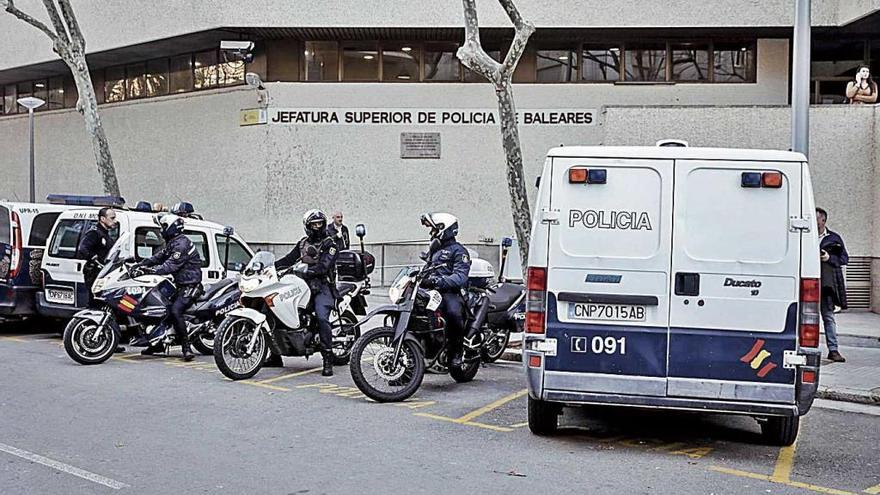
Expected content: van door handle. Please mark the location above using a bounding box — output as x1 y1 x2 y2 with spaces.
674 273 700 296
76 263 83 273
208 270 219 279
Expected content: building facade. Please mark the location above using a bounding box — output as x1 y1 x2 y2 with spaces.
0 1 878 310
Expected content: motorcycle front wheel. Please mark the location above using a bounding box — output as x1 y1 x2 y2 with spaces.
63 315 118 365
349 326 425 403
213 316 268 380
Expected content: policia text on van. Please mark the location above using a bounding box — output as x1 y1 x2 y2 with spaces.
523 145 821 446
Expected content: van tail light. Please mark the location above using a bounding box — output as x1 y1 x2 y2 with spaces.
799 278 820 347
762 172 783 188
9 211 22 279
525 267 547 334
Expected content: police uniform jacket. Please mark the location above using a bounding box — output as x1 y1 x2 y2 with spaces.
76 224 113 263
428 239 472 292
276 236 339 291
143 234 202 286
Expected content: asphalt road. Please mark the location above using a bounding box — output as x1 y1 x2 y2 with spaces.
0 324 878 495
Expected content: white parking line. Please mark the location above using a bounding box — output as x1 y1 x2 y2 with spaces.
0 442 129 490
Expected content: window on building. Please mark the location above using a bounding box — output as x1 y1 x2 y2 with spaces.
304 41 339 81
3 85 15 114
581 45 621 82
382 43 420 81
48 77 64 109
424 44 460 81
464 49 502 82
104 66 126 102
194 50 219 89
17 82 33 105
218 59 245 86
32 80 48 110
536 48 579 82
625 44 667 81
169 54 193 93
671 44 709 81
145 58 169 96
714 43 756 83
342 43 379 81
126 63 146 99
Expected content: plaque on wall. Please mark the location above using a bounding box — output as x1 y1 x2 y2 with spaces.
400 132 441 159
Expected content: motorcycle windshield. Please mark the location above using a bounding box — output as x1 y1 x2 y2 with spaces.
243 251 276 276
96 232 131 279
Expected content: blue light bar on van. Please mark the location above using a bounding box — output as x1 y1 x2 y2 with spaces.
46 194 126 207
588 169 607 184
741 172 762 188
171 201 195 216
568 167 607 184
134 201 153 212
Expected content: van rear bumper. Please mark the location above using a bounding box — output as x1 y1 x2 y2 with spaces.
35 292 81 319
542 390 799 417
0 285 37 317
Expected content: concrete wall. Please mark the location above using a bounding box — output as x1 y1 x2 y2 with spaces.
0 0 855 72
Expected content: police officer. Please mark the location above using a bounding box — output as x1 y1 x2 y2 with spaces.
77 207 121 351
419 212 472 368
276 210 339 376
133 214 202 362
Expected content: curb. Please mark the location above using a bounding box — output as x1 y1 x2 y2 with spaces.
499 348 879 407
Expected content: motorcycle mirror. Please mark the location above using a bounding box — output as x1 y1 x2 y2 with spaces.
501 237 513 248
233 262 245 272
355 223 366 238
223 225 235 236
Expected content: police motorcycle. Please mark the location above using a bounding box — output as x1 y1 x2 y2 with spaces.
348 238 484 403
213 225 373 381
62 232 241 365
470 237 525 363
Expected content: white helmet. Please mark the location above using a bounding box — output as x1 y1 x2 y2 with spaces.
154 213 184 240
420 212 459 243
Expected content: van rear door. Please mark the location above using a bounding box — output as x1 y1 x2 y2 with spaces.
543 157 674 397
666 160 802 404
44 213 97 306
0 205 11 283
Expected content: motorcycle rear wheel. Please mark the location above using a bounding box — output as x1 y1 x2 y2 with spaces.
350 326 425 403
449 359 480 383
191 325 215 356
63 315 118 365
330 311 359 366
213 316 267 380
480 325 511 363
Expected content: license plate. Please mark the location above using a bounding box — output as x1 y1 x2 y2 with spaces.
45 288 75 305
568 303 646 322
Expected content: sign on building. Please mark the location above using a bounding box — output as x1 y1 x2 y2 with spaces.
400 132 441 159
268 108 597 126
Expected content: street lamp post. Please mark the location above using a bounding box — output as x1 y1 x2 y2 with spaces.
791 0 811 157
17 96 46 203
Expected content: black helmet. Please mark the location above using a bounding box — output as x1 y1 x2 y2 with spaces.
302 209 328 239
420 212 459 243
156 213 185 240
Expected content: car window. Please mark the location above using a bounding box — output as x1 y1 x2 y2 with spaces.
0 205 9 244
27 212 61 247
135 228 210 268
186 231 210 268
48 219 89 259
215 234 252 270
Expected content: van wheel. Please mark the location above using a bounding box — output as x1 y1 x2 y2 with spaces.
760 415 799 446
528 396 560 435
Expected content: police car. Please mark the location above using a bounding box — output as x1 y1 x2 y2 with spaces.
523 143 821 446
37 197 253 319
0 200 73 319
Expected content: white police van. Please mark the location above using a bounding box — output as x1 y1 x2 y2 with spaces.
38 199 253 319
524 144 822 446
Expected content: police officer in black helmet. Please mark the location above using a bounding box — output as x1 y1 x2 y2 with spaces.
132 214 202 362
419 212 472 368
275 209 340 376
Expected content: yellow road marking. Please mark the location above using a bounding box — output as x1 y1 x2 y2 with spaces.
509 422 529 428
259 367 323 384
240 380 291 392
710 466 857 495
865 484 880 495
772 436 798 482
455 389 528 423
0 336 27 343
413 413 513 432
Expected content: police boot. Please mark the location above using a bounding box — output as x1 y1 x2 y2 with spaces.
141 343 164 356
264 353 284 367
180 340 195 362
321 350 334 377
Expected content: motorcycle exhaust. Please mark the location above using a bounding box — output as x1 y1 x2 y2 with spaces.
466 296 490 340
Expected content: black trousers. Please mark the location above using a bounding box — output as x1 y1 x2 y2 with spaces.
313 287 335 351
169 285 200 346
439 292 467 355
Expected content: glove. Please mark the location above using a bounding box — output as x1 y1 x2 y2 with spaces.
132 266 155 277
421 276 440 289
293 264 309 277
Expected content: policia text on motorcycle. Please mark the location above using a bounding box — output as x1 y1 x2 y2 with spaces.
131 215 203 361
275 210 340 377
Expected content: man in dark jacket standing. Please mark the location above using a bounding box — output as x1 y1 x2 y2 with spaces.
76 207 117 304
327 211 350 251
816 207 848 363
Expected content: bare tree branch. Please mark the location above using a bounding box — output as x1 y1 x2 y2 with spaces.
499 0 534 75
40 0 70 43
55 0 84 51
2 0 60 43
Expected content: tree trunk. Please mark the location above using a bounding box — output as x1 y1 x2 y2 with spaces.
494 79 531 273
68 60 120 197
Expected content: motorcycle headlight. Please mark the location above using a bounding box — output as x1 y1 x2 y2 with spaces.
388 286 402 304
91 278 107 294
240 278 260 293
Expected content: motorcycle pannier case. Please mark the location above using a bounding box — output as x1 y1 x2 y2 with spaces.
336 250 375 281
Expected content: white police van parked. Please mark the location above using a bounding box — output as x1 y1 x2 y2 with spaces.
38 199 253 319
524 144 822 446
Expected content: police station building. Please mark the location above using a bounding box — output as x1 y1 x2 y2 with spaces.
0 1 878 310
